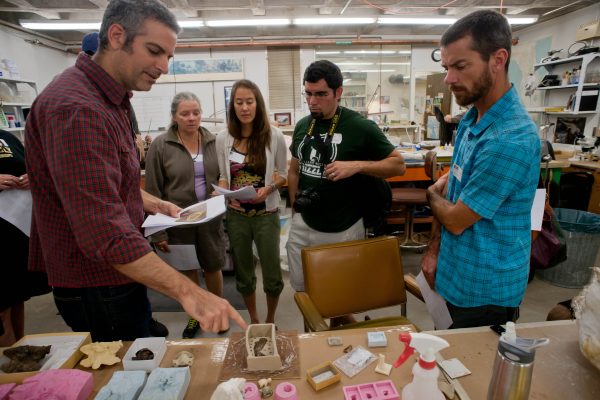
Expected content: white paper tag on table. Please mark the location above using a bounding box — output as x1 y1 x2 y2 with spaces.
439 358 471 379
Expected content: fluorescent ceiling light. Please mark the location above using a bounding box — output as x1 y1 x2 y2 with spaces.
341 69 396 73
344 50 396 55
178 20 205 28
20 20 204 30
294 17 375 25
21 21 101 30
206 19 290 27
378 17 457 25
379 62 410 65
397 50 411 55
378 15 537 26
335 62 373 65
316 51 341 55
506 16 538 24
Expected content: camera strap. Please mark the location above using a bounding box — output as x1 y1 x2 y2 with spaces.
304 106 342 168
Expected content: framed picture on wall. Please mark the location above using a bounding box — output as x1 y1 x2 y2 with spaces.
274 112 292 126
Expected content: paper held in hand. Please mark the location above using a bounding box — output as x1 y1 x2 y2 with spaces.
142 195 226 236
211 184 257 201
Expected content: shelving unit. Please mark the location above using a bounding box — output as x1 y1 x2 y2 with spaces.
341 81 367 112
0 76 38 142
533 53 600 139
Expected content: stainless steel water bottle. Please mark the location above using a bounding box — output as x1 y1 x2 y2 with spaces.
487 322 549 400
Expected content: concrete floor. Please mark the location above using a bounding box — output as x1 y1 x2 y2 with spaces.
24 249 581 339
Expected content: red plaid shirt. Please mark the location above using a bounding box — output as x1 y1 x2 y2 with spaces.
25 53 152 287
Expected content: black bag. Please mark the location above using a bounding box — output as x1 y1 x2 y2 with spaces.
359 175 392 236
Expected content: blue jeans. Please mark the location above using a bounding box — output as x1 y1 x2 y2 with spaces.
53 283 150 341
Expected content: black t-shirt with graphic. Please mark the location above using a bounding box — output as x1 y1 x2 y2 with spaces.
290 107 394 232
229 148 268 216
0 129 26 177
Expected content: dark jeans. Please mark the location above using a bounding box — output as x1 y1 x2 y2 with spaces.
447 303 519 329
53 283 151 341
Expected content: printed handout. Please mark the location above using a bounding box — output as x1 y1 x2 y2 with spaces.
211 184 257 201
142 195 226 236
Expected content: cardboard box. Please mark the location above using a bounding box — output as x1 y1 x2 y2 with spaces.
306 361 342 391
0 332 91 384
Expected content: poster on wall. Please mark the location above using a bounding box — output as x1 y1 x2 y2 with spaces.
158 58 244 83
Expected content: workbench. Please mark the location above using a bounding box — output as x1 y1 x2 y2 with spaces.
82 321 598 399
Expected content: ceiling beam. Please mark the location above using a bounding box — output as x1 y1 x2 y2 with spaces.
4 0 60 19
170 0 198 17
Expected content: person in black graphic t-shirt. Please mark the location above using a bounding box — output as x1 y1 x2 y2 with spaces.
0 129 50 346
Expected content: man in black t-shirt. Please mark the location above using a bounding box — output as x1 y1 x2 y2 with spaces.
287 60 405 300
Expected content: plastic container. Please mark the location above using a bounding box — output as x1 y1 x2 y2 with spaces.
537 208 600 288
122 337 166 372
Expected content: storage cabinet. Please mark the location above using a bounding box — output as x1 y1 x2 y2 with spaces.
0 76 38 142
533 53 600 139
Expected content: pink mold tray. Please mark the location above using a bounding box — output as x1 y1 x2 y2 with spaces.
343 379 400 400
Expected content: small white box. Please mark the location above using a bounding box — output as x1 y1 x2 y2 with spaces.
122 337 166 372
367 331 388 348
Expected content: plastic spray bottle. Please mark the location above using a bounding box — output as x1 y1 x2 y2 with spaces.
393 332 449 400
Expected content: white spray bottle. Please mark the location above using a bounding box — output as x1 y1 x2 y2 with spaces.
393 332 449 400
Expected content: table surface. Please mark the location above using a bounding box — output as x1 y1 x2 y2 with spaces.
83 320 598 400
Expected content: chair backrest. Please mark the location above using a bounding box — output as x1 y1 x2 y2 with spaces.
301 236 407 318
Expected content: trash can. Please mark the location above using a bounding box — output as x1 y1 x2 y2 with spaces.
537 208 600 288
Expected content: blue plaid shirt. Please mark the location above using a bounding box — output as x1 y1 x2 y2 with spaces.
436 86 541 308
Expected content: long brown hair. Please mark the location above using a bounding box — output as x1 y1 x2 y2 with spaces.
227 79 271 175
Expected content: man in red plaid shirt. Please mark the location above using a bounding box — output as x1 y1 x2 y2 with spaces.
25 0 246 340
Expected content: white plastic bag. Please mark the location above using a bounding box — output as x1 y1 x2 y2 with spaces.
573 267 600 372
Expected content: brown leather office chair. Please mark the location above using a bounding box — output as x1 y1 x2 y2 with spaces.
386 151 438 250
293 236 423 332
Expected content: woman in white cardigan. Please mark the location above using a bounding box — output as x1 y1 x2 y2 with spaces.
216 79 288 325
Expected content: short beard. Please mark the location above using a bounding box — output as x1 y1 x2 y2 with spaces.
452 68 492 107
310 111 324 119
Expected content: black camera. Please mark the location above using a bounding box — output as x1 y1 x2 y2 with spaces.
293 188 321 213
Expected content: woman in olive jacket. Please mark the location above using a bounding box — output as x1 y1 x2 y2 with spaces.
145 92 226 338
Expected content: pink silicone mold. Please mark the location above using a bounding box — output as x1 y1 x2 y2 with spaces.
343 379 399 400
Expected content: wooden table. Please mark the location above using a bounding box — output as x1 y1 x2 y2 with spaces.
85 321 599 399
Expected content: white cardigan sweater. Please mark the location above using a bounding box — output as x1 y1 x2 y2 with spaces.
216 125 288 212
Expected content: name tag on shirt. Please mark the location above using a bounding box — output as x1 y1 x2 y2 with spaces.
332 133 342 144
192 154 203 162
452 164 463 182
229 151 245 164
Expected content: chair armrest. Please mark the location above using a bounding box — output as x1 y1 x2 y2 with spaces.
293 292 330 332
404 273 424 303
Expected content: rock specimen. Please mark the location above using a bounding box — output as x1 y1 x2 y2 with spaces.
132 348 154 360
0 345 51 373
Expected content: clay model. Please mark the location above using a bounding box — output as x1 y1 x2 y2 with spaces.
132 348 154 360
79 341 123 369
172 351 194 367
245 324 282 371
0 345 51 373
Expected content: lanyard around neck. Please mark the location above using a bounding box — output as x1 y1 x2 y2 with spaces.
306 106 342 140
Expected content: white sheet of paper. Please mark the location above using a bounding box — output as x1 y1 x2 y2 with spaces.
0 189 32 236
142 195 226 236
211 184 257 200
155 245 200 270
530 188 545 231
416 271 453 330
439 358 472 379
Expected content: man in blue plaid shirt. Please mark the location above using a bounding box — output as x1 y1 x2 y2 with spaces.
422 10 541 328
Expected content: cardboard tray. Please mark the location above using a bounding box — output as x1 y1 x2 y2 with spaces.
0 332 91 384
